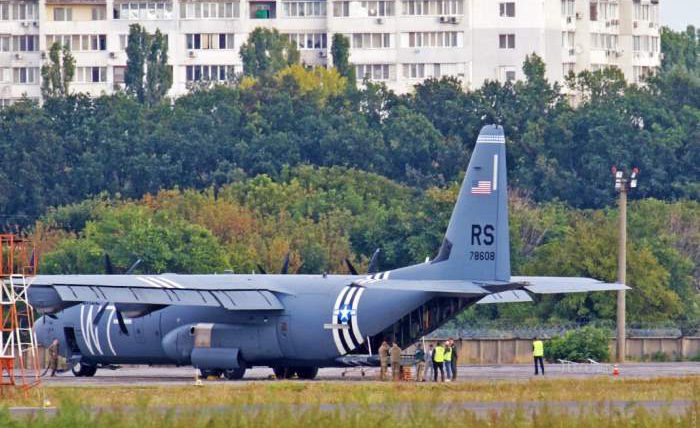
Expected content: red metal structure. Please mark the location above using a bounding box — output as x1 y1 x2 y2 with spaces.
0 234 41 397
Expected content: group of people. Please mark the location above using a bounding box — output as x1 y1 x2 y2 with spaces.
377 339 459 382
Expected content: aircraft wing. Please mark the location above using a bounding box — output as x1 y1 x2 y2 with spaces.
353 279 489 298
27 274 288 315
510 276 630 294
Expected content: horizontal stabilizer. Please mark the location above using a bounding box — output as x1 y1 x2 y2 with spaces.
476 290 533 304
353 278 488 298
512 276 629 294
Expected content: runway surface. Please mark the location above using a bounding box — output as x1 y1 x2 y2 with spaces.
34 362 700 386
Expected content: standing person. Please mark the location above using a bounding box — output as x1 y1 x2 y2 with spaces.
443 340 453 382
378 340 390 381
432 341 445 382
414 344 426 382
450 339 458 381
390 342 402 381
426 344 434 381
533 337 545 376
47 338 60 377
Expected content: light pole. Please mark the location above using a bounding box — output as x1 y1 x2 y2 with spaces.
612 166 639 363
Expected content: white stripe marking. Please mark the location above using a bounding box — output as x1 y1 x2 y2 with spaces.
106 307 117 356
80 305 94 356
88 305 103 355
350 287 365 345
331 286 349 355
341 287 358 350
158 277 184 289
147 277 175 289
136 276 168 288
493 154 498 191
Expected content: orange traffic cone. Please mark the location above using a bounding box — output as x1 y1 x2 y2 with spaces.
612 364 619 378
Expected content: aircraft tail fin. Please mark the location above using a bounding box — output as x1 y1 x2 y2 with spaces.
392 124 510 282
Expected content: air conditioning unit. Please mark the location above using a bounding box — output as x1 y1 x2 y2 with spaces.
439 15 448 23
14 53 22 60
615 50 623 57
21 21 29 27
188 50 195 58
575 12 582 20
32 21 38 27
40 51 46 59
449 16 459 24
375 17 384 24
648 21 654 28
566 16 572 23
109 51 116 58
605 21 610 27
568 48 575 56
649 51 654 57
633 21 638 28
318 51 327 58
612 19 619 25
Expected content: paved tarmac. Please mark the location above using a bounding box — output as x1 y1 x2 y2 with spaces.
33 362 700 386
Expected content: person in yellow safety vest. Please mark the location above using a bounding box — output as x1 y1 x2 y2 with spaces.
533 337 545 376
431 342 445 382
443 341 453 382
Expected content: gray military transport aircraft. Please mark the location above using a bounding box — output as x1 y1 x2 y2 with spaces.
28 125 628 380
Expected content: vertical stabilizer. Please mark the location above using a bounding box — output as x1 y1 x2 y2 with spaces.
392 125 510 281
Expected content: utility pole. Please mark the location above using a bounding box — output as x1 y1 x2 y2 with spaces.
612 166 639 363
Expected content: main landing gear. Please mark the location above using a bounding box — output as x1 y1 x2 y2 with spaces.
71 361 98 377
272 366 318 380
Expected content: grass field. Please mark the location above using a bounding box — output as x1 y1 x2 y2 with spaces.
2 377 699 427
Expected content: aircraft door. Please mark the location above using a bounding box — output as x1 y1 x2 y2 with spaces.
277 315 296 357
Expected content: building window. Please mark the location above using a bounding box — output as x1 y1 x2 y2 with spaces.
407 31 460 48
349 33 391 49
46 35 107 51
186 33 235 50
13 67 39 84
361 0 394 16
53 7 73 21
7 2 37 20
115 1 175 19
185 64 233 82
179 1 239 18
355 64 391 81
282 1 326 17
402 0 462 15
591 33 617 50
560 0 574 17
76 66 108 83
119 34 128 50
91 6 106 19
332 1 349 15
402 63 446 79
499 2 514 17
12 35 38 52
589 1 597 21
562 62 575 76
561 31 574 48
114 66 126 83
498 34 515 49
0 36 9 52
287 33 327 50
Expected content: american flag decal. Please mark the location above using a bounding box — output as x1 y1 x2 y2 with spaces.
471 180 492 195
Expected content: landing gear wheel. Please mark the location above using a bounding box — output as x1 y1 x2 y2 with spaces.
272 367 295 379
224 367 246 380
295 367 318 380
71 361 97 377
200 369 223 379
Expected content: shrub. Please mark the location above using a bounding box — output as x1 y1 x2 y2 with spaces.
544 326 610 362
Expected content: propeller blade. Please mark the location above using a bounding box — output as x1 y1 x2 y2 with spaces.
29 249 36 274
47 314 58 320
104 253 114 274
125 258 142 274
115 307 129 335
257 264 267 275
281 252 290 274
367 248 381 274
344 259 359 275
93 303 109 325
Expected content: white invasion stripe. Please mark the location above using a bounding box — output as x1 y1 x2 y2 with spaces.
350 287 366 345
341 287 358 350
147 277 176 289
477 135 505 144
158 277 184 289
385 271 391 279
493 154 498 191
80 305 94 356
331 286 349 355
136 276 167 288
106 307 117 356
88 305 103 355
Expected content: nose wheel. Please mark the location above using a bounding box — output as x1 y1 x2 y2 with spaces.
71 361 97 377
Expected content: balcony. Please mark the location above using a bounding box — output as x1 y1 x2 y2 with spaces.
249 1 276 19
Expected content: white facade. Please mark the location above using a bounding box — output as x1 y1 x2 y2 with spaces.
0 0 660 103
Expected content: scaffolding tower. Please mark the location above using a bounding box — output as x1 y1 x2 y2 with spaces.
0 234 41 396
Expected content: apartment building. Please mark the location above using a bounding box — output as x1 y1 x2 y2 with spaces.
0 0 660 104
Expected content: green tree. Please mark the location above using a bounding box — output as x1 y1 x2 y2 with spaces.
40 42 75 98
331 33 355 82
125 25 172 104
239 27 300 77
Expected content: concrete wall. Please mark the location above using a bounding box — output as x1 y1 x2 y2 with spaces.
419 337 700 364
